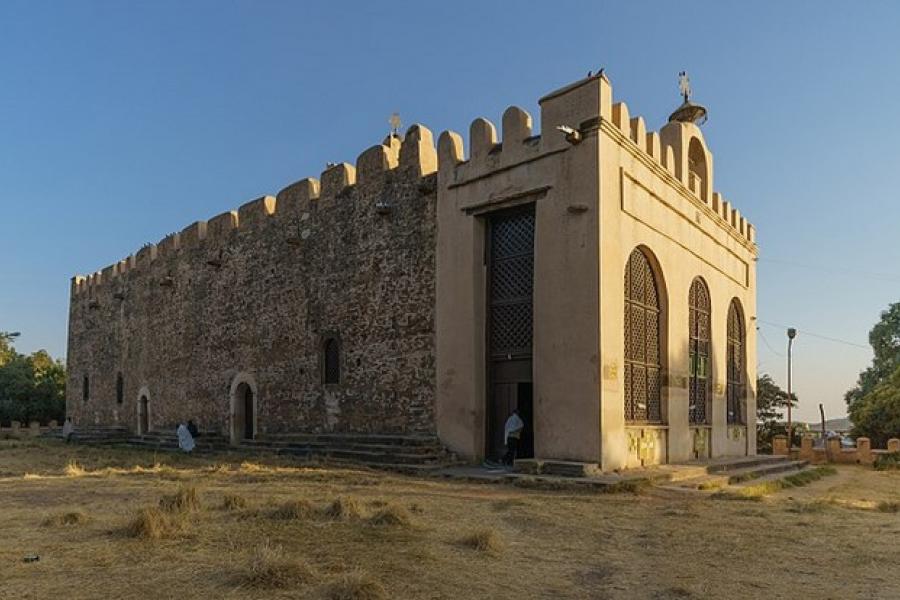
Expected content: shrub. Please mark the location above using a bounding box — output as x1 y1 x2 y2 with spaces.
242 541 317 589
159 486 201 513
459 528 503 554
320 571 387 600
874 452 900 471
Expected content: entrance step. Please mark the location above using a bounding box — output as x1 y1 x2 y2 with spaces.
514 460 603 478
241 434 455 467
659 458 809 492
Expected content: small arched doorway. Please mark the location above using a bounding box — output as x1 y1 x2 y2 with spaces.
240 384 254 440
229 373 258 444
137 387 151 435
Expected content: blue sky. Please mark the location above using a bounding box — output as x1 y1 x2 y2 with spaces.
2 1 898 422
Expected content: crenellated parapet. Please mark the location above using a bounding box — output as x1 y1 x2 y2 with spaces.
434 72 754 246
71 124 439 296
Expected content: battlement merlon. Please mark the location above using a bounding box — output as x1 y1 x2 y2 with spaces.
70 124 440 295
435 73 755 248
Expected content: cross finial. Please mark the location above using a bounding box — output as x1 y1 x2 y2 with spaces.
678 71 691 103
388 112 402 137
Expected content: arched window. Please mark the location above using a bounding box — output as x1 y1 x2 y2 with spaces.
688 278 711 424
323 337 340 385
687 137 709 201
116 372 124 404
624 248 663 423
82 375 90 403
727 299 746 424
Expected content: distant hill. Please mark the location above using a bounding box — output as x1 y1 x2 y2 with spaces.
797 417 852 432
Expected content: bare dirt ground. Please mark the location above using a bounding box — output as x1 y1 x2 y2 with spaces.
1 439 898 600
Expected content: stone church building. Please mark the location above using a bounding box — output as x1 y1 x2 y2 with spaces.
67 72 757 471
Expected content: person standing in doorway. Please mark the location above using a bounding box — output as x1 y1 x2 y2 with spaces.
503 408 524 467
62 417 74 443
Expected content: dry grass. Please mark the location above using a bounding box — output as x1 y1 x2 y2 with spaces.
3 441 900 599
367 503 413 527
319 570 387 600
270 498 314 520
42 510 90 527
221 493 248 511
323 496 364 521
123 507 188 539
459 528 503 554
64 459 86 477
158 485 202 513
241 541 318 589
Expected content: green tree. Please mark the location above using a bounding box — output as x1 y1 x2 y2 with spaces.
849 364 900 447
845 302 900 410
756 373 798 452
0 335 66 425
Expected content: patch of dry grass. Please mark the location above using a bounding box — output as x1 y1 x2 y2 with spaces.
158 486 201 513
241 541 318 589
319 570 387 600
123 507 189 540
221 493 247 511
64 459 86 477
270 498 314 520
323 496 364 521
367 503 413 527
459 528 503 554
42 510 90 527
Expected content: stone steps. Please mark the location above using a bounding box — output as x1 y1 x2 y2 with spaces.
243 439 452 466
661 458 809 491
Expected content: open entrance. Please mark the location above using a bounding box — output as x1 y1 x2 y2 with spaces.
486 206 535 461
233 382 256 442
138 395 149 434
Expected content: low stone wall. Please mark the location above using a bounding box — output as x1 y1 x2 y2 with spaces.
773 435 900 465
0 420 59 438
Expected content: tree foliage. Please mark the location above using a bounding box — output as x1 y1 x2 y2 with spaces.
845 302 900 409
0 332 66 425
849 364 900 447
846 302 900 445
756 373 798 452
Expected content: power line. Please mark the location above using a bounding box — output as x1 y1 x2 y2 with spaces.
756 326 785 357
757 257 900 283
756 319 870 350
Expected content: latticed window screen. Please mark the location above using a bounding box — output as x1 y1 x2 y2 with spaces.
727 299 746 424
323 338 340 385
489 210 535 359
116 372 124 405
688 278 711 424
624 248 662 423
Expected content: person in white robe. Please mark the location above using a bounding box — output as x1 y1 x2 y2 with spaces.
176 422 195 453
503 409 525 466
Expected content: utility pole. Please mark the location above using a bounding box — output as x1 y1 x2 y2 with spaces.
787 328 797 448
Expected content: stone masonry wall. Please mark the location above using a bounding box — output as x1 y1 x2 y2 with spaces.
66 129 438 436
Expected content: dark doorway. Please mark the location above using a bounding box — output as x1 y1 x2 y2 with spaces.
243 387 254 440
486 206 535 461
139 396 149 434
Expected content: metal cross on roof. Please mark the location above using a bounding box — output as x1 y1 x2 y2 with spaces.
678 71 691 103
389 112 402 137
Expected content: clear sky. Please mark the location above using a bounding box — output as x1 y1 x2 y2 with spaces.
2 1 898 422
